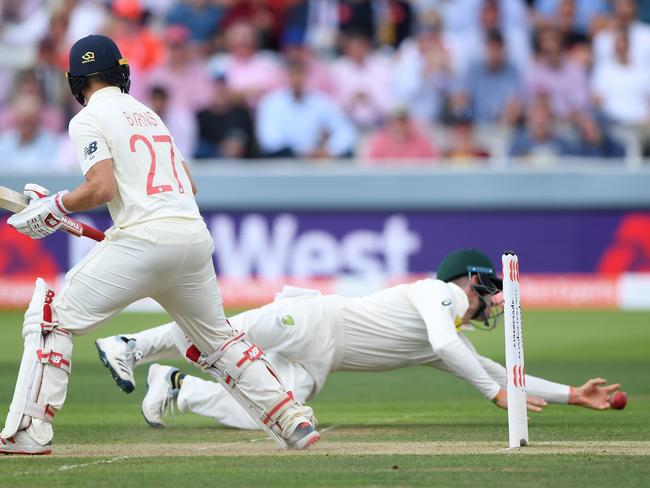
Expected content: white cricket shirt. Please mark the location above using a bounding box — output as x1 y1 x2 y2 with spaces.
68 86 201 228
339 279 502 399
230 282 570 403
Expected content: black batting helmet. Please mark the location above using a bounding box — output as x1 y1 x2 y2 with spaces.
66 35 130 106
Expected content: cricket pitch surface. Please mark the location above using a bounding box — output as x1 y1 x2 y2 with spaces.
49 439 650 457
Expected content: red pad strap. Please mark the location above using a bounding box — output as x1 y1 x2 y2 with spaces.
225 344 264 386
24 402 56 422
41 323 67 335
46 405 56 419
37 349 71 371
263 391 294 425
236 344 264 368
41 323 55 335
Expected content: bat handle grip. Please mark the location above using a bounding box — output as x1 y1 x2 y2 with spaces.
60 216 105 242
80 222 105 242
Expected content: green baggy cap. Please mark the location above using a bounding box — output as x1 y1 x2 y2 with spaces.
436 248 503 290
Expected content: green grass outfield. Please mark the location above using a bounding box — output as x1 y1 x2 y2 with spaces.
0 309 649 487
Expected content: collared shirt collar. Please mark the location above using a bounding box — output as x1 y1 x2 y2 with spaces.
87 86 122 104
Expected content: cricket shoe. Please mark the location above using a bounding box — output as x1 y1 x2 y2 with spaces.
0 431 52 455
142 364 178 429
95 336 142 393
285 419 320 449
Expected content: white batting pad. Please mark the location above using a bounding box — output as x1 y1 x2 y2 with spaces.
1 279 72 445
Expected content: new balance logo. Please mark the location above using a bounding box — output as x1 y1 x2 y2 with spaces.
83 141 98 159
248 347 260 360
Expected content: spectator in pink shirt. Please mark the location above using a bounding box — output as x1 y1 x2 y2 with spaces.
525 26 589 119
330 30 395 130
362 108 438 164
209 21 285 107
144 25 213 112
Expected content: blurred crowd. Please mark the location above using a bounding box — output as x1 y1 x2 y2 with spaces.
1 0 650 170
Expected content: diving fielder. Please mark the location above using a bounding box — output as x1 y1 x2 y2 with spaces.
96 249 621 430
0 35 319 455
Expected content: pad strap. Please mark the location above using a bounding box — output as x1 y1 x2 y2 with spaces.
197 333 265 387
37 349 71 373
178 333 296 449
23 403 55 423
198 332 246 368
262 391 295 426
224 344 264 386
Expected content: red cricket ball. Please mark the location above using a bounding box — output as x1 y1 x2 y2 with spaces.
609 391 628 410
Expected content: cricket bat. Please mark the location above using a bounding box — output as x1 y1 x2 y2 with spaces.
0 186 105 242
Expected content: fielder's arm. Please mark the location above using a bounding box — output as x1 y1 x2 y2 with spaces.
408 280 547 412
459 334 620 410
407 280 502 401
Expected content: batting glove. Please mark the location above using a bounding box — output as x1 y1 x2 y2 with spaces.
23 183 51 202
8 190 71 239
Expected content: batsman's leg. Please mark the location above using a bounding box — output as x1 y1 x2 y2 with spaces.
140 352 316 431
1 232 168 455
0 279 71 454
175 353 316 430
155 239 320 449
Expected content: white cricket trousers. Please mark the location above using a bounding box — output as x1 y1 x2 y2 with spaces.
57 220 228 354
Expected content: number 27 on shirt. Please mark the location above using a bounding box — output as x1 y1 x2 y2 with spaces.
129 134 185 196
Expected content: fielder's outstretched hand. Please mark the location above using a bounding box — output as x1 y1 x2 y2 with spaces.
493 388 547 412
570 378 620 410
525 395 548 412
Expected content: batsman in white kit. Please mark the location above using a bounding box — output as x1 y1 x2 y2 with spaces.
0 35 319 455
96 249 622 430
